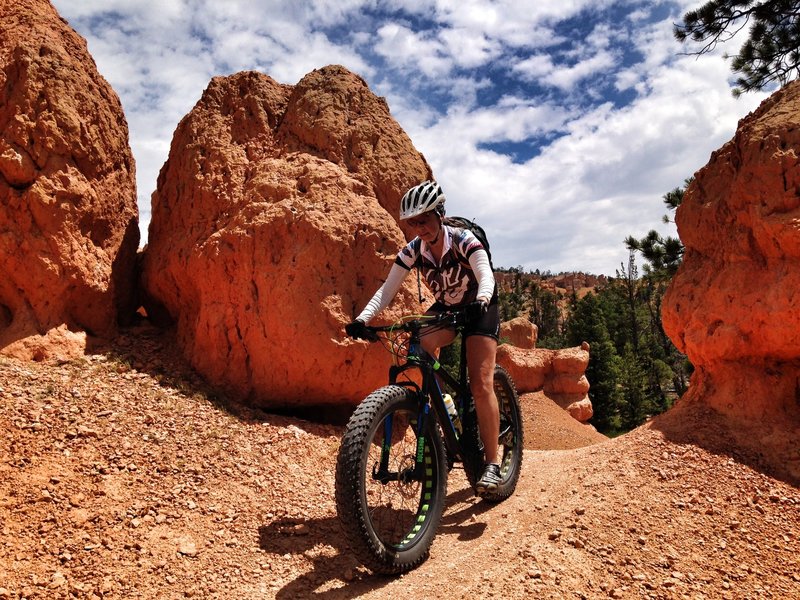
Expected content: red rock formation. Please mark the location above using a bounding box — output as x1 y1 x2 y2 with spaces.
551 343 590 376
663 81 800 481
278 67 429 240
497 342 593 423
0 0 139 360
499 316 537 349
560 396 593 423
497 345 553 392
141 67 431 407
545 346 592 422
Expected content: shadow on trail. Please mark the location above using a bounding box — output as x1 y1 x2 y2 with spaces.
438 485 494 540
648 400 800 487
257 514 382 599
257 485 498 598
94 322 350 432
257 513 395 599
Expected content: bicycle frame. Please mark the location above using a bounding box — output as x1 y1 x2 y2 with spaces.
384 320 473 472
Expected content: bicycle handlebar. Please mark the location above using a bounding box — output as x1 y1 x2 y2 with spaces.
348 302 484 343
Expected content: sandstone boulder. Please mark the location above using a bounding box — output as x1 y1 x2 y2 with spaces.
0 324 87 363
496 345 553 393
499 316 537 349
0 0 139 360
498 342 593 423
141 67 431 408
551 344 590 374
278 66 429 240
544 373 590 398
663 80 800 481
561 396 593 423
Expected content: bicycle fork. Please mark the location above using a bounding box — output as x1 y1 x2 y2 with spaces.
372 348 465 485
371 401 433 484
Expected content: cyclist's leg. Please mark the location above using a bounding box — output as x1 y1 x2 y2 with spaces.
465 334 500 464
420 303 456 356
420 326 456 356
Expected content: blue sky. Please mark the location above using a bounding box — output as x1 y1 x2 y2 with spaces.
50 0 769 275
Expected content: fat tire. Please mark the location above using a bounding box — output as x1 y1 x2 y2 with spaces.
335 385 447 574
465 365 524 502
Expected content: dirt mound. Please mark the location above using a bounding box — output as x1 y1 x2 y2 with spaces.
521 391 607 450
0 328 797 599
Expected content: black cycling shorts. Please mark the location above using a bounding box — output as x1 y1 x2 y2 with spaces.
428 298 500 341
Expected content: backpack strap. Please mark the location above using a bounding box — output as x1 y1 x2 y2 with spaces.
417 265 423 303
409 237 425 304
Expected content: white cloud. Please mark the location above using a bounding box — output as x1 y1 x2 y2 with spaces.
511 20 622 92
439 28 503 68
434 0 617 48
513 49 619 92
59 0 188 20
409 99 572 153
403 46 768 274
513 54 555 80
47 0 771 275
375 23 453 77
547 50 619 91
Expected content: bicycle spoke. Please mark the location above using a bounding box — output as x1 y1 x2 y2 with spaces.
364 407 428 546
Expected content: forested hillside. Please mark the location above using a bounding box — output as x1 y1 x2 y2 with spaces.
496 258 688 436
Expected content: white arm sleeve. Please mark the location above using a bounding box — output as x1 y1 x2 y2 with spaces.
355 262 410 324
468 249 495 302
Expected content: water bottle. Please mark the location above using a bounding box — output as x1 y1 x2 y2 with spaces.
442 393 462 433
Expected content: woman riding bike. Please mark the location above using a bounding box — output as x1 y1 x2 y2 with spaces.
346 180 502 494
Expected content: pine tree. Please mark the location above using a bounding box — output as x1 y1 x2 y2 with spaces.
674 1 800 95
618 343 652 430
565 293 621 432
626 182 692 399
528 282 563 347
498 266 527 321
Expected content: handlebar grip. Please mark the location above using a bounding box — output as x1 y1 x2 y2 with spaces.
362 329 379 343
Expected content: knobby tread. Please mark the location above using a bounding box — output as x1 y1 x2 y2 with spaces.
334 385 447 574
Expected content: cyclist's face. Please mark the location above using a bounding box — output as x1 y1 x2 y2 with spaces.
407 211 440 243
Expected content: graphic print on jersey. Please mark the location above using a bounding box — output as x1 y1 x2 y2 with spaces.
396 226 484 306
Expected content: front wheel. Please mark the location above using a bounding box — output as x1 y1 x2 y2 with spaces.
335 385 448 574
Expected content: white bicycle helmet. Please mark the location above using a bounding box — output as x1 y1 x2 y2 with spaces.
399 180 446 220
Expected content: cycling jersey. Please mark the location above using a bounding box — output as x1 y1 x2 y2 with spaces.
396 225 494 306
356 225 495 324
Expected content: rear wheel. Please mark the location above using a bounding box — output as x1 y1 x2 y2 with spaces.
335 386 447 574
465 365 524 501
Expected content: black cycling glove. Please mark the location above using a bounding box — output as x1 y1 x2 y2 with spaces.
465 299 489 321
346 320 376 341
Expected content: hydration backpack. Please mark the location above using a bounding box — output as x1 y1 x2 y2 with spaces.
444 216 493 269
